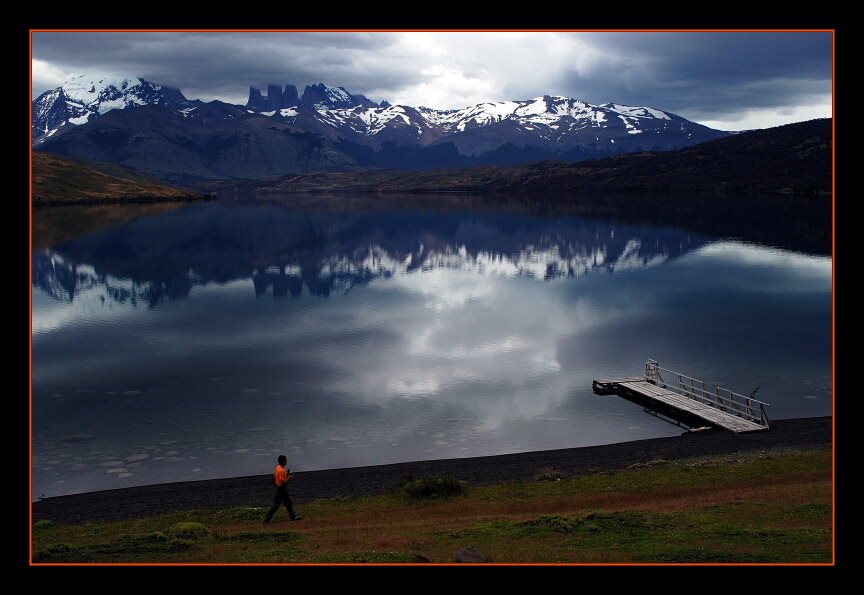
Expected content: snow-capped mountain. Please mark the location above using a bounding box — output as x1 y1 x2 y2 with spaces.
33 77 731 184
319 96 667 138
298 83 383 111
308 95 712 156
32 75 200 141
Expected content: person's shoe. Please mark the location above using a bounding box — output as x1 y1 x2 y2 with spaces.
291 516 303 521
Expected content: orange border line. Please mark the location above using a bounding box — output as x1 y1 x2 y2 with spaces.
830 29 836 567
28 28 836 568
29 30 35 562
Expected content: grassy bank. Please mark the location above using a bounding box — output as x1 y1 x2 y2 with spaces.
31 447 832 565
32 151 210 205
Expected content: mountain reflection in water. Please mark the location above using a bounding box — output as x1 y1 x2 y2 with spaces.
34 203 699 305
31 194 832 498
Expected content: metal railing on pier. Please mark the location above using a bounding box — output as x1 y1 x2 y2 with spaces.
644 359 770 428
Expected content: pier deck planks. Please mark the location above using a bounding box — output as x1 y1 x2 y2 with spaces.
597 378 767 433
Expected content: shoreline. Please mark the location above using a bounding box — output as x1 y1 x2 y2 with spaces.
32 416 832 525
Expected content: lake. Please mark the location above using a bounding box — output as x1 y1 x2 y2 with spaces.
31 193 833 498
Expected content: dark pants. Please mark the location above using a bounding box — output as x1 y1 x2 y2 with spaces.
264 484 297 522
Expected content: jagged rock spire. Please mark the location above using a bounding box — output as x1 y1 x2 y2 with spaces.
282 85 299 107
247 84 301 111
246 86 267 110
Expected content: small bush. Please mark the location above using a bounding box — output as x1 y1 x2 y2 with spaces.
47 542 71 553
397 475 466 499
521 515 578 533
584 510 611 521
111 532 174 553
168 522 210 539
627 459 673 470
32 543 72 562
534 467 567 482
167 538 196 551
33 520 53 530
143 531 169 542
33 549 53 562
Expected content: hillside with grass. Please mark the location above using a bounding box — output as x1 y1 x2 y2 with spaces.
32 152 211 205
219 118 831 198
31 448 832 564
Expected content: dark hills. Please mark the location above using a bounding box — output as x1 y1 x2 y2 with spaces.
35 103 365 187
209 118 832 198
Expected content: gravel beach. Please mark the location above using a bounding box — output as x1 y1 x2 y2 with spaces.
32 416 832 525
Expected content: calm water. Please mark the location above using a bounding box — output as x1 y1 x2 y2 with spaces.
31 195 833 498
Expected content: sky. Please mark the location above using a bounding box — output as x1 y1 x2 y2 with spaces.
30 30 834 131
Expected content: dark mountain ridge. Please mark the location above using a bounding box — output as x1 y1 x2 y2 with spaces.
33 76 732 186
212 118 832 198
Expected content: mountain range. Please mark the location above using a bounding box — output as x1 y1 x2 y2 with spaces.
32 75 732 186
229 118 830 198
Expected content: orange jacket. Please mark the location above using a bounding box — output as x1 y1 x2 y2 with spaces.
274 464 291 486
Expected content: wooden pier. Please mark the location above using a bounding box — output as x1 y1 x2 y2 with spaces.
593 360 770 433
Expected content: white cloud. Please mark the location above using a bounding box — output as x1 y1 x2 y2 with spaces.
30 31 833 130
390 64 498 110
374 32 612 109
696 102 833 131
692 241 832 278
31 59 74 100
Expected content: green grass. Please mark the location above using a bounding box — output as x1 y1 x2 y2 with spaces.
31 448 833 565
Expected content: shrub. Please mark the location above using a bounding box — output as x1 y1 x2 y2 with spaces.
33 550 49 562
627 459 673 470
584 510 610 520
534 467 567 481
390 472 418 494
143 531 168 542
521 515 578 533
33 520 53 530
396 474 466 499
167 538 196 551
32 543 72 562
168 521 210 539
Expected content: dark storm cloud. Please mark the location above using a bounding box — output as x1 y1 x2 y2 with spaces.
31 31 411 104
31 30 832 128
559 31 832 121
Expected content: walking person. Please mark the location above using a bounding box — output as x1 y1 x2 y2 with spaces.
263 455 302 524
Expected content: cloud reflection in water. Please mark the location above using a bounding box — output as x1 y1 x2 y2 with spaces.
31 203 832 497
